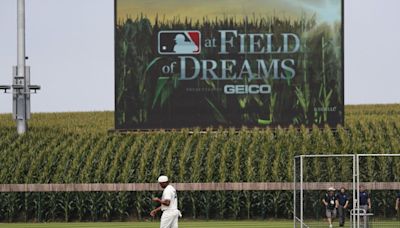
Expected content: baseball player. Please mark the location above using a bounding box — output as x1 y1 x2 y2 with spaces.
150 176 181 228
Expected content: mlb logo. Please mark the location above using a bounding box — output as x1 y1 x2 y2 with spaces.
158 31 201 55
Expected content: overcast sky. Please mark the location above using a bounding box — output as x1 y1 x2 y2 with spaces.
1 0 400 114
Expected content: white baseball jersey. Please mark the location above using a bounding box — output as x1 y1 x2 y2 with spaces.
161 185 178 211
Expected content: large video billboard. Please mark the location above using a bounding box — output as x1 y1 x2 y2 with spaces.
115 0 344 130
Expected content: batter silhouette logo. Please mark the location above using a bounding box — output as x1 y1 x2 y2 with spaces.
158 31 201 55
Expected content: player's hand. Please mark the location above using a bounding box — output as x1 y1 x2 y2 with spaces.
152 198 161 203
150 210 157 217
395 206 398 211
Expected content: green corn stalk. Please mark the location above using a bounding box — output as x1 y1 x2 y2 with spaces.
177 132 196 217
164 132 178 179
74 192 87 222
108 136 132 183
116 18 154 125
88 192 103 222
188 131 205 219
294 27 311 125
106 135 133 221
281 127 297 217
270 128 288 218
317 36 333 124
136 134 158 220
228 128 242 219
57 193 74 222
151 133 170 182
23 135 64 184
337 126 352 182
258 129 274 218
324 126 336 181
244 130 258 219
32 193 43 222
79 137 109 183
94 136 118 222
203 130 221 219
119 135 144 220
3 193 20 222
217 131 230 219
100 193 114 222
149 133 171 217
66 136 97 221
78 136 109 222
42 192 58 222
40 136 75 184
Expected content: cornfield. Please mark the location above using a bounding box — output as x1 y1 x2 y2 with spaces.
0 105 399 222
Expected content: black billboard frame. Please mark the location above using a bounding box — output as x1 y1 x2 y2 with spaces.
113 0 345 131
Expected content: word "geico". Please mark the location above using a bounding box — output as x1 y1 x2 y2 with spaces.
224 84 271 95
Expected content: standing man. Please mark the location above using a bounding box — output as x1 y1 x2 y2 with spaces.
359 185 371 213
359 185 371 228
150 176 181 228
322 187 339 228
337 187 349 227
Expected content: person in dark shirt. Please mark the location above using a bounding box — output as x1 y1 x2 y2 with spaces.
359 185 371 212
337 187 350 227
322 187 339 228
359 185 372 228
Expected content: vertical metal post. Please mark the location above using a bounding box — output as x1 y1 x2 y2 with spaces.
300 156 304 228
0 0 38 132
16 0 27 134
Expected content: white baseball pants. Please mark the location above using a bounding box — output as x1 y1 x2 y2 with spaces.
160 210 181 228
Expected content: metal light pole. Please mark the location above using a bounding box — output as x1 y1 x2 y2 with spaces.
0 0 41 135
16 0 27 134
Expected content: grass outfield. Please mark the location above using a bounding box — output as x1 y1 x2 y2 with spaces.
0 221 292 228
0 221 399 228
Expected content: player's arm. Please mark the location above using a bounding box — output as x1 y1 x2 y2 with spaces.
153 189 172 206
161 199 171 206
152 197 171 206
367 197 372 209
335 199 339 208
344 198 349 209
322 197 328 206
396 198 399 211
150 206 161 217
